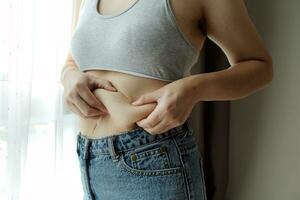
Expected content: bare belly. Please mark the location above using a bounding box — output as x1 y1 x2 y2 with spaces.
78 70 170 139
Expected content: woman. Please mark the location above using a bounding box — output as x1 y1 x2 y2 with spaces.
60 0 273 199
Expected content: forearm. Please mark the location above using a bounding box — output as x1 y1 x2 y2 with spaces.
60 62 80 86
183 59 273 102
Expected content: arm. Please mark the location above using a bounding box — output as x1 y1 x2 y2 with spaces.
184 0 273 102
60 0 85 85
60 52 80 85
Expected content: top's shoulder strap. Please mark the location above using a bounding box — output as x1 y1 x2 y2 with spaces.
79 0 86 15
71 0 86 34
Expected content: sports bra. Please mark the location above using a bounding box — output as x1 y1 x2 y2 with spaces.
70 0 200 82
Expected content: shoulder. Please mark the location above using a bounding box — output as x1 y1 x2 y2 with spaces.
191 0 248 34
193 0 272 65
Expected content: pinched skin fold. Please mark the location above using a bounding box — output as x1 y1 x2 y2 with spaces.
78 70 169 139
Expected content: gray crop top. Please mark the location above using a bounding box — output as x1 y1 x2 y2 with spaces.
70 0 200 82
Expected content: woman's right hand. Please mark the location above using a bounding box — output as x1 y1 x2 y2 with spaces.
62 69 118 119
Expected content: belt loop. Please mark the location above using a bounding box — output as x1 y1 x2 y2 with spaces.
82 137 90 160
76 134 80 156
185 120 194 135
183 121 189 130
108 136 119 162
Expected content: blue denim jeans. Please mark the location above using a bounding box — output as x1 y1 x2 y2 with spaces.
76 121 207 200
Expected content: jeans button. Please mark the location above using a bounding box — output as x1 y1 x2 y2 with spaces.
131 154 137 161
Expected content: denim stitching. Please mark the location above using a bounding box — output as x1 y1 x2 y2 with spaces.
118 153 183 176
171 135 191 200
88 129 187 156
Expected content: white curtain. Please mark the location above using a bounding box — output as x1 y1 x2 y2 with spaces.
0 0 83 199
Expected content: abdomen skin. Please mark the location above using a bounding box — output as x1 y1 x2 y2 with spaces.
78 69 169 139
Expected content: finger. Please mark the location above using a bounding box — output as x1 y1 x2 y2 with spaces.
76 85 108 113
68 102 102 120
137 106 162 128
72 94 106 117
145 118 173 135
132 92 159 106
91 78 118 92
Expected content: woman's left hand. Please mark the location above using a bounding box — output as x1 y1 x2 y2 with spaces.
131 78 197 135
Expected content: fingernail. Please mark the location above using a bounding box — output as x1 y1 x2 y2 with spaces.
131 101 138 105
101 108 108 113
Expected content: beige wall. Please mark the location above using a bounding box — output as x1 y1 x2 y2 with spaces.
226 1 300 200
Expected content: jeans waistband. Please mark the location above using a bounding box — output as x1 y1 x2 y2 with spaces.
76 120 192 160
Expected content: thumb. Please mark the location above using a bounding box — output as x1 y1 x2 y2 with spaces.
91 78 118 92
131 92 159 106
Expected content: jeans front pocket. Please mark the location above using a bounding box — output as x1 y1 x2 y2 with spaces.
131 145 171 170
118 138 184 176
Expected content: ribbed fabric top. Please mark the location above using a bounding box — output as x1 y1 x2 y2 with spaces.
70 0 200 81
